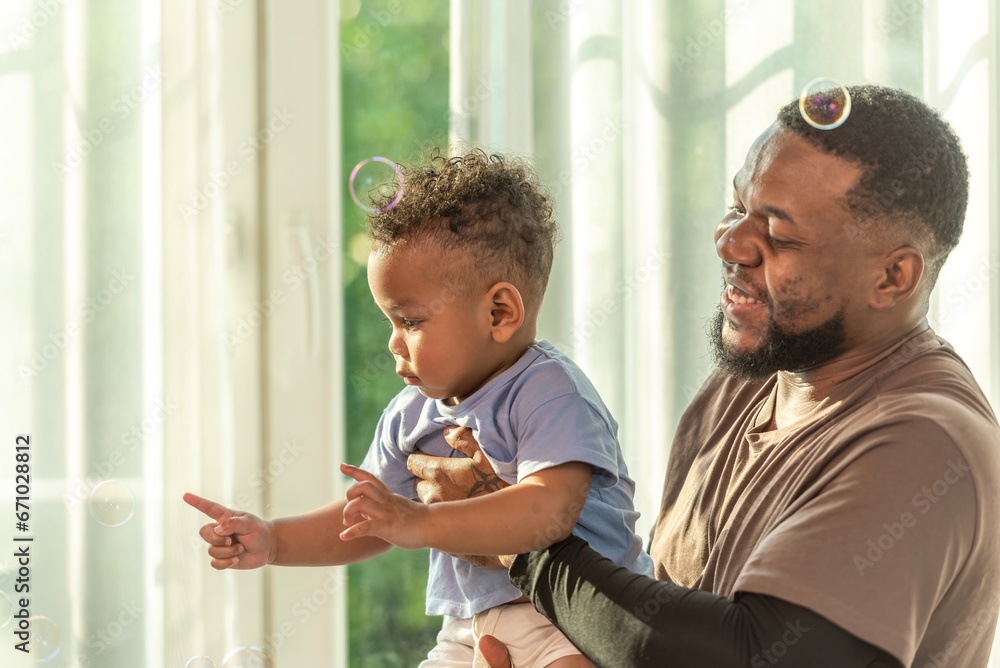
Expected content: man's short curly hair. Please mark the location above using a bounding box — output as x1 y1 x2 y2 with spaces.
366 149 558 311
777 84 969 289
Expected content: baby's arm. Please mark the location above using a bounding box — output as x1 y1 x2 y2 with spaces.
184 492 391 570
340 462 592 555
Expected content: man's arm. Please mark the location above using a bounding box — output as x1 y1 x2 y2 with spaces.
509 536 896 668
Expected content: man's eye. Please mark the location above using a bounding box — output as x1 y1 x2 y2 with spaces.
728 205 746 216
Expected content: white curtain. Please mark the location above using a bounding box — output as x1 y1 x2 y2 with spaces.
1 0 347 666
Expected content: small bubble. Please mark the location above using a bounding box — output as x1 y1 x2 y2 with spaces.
0 591 12 628
28 616 60 661
87 480 135 527
349 156 404 214
185 657 217 668
222 646 273 668
798 78 851 130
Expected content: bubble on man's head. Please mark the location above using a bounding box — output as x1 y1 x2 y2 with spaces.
798 78 851 130
28 616 61 661
349 156 405 214
87 480 135 527
185 657 217 668
222 646 273 668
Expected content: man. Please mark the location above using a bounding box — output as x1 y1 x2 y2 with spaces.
407 85 1000 667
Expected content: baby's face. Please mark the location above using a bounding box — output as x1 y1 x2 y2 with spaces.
367 243 497 404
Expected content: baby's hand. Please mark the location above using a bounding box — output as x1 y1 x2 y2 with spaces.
183 492 276 570
340 464 430 550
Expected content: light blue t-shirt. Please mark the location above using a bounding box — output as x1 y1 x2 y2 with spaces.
360 340 654 618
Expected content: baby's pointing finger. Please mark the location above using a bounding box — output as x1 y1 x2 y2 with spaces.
183 492 233 523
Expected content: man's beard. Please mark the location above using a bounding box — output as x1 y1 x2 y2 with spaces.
708 305 847 380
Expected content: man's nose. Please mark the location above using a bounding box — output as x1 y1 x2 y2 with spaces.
716 215 763 267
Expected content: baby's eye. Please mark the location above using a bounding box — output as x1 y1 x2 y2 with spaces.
401 318 419 329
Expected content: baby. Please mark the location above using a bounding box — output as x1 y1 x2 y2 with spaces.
187 150 652 667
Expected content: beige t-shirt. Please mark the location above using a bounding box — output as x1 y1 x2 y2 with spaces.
649 327 1000 667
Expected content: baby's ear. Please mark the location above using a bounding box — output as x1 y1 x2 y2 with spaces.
486 282 525 343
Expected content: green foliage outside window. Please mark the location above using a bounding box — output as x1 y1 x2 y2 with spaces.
340 0 449 664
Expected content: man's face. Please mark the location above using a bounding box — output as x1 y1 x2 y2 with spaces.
711 123 877 380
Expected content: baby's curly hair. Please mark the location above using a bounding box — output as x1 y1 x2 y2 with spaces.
366 149 559 311
777 84 969 290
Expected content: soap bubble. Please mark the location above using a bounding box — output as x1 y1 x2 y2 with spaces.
185 657 217 668
0 591 12 628
349 156 404 214
28 616 60 661
87 480 135 527
798 78 851 130
221 646 273 668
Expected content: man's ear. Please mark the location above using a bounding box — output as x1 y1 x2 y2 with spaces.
485 282 524 343
871 245 924 310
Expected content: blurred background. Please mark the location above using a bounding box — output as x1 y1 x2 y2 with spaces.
0 0 997 666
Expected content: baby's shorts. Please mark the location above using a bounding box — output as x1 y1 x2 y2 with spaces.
417 603 583 667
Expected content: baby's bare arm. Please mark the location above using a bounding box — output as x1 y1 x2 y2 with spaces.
342 462 592 556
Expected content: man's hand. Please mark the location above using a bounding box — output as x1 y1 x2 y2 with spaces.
183 492 277 570
407 426 510 504
407 427 513 568
477 634 513 668
340 464 430 549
